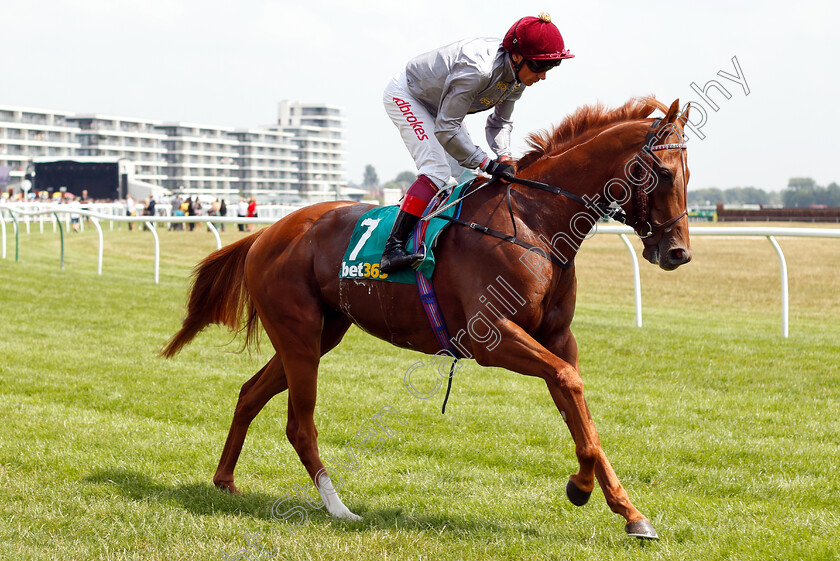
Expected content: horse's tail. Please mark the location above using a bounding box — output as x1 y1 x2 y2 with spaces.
160 230 265 358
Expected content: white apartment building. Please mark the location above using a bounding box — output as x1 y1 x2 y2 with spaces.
231 128 299 201
277 101 347 200
156 122 240 197
1 102 348 201
0 105 78 187
69 114 167 184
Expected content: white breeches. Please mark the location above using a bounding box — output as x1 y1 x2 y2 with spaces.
383 72 467 189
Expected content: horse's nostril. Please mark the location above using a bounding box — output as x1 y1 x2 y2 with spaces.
668 248 690 265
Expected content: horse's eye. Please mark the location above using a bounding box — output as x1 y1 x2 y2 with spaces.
657 167 672 179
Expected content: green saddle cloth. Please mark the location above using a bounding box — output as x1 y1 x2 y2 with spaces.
340 181 471 284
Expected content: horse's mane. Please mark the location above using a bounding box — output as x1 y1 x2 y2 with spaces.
516 96 668 171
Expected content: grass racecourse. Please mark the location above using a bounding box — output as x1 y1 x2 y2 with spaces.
1 218 839 561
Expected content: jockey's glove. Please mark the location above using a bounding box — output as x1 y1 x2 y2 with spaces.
481 158 516 182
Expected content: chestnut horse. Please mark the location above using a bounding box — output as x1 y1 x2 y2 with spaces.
162 96 692 540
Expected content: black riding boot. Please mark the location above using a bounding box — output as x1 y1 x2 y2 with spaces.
380 210 424 273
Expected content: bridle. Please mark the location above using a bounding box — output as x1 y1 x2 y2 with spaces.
627 118 689 239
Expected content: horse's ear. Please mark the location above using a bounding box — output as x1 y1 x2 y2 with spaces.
677 102 691 128
664 98 680 124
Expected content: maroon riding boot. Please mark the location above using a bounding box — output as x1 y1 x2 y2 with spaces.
380 175 437 273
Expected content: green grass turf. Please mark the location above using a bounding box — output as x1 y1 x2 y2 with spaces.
0 221 838 560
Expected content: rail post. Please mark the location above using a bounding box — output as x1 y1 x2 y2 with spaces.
619 233 643 327
92 217 104 275
206 222 222 250
146 221 159 284
767 236 789 338
53 212 65 270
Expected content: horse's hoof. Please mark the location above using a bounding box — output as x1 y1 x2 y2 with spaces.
328 506 362 521
625 519 659 540
214 480 241 495
565 479 592 507
341 511 362 522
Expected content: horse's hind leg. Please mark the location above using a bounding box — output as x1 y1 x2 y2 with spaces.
271 311 360 521
249 302 359 520
214 354 288 493
213 312 351 495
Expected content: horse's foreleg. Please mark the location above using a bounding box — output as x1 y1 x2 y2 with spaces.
541 331 596 497
544 330 658 539
542 377 650 526
472 322 654 537
214 355 288 494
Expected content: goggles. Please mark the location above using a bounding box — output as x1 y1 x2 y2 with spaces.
525 58 562 73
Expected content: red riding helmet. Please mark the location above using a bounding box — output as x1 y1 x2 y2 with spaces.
503 13 574 61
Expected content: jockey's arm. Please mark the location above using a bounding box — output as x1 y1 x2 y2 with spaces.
486 99 518 160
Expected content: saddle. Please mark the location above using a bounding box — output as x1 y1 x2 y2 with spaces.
339 180 474 284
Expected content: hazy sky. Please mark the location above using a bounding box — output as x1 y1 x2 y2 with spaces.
2 0 837 191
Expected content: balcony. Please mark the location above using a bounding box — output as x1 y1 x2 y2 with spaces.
21 114 48 125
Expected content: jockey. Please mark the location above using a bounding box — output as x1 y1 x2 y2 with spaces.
380 13 574 273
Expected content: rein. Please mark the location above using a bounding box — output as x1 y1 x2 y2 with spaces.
509 118 688 238
434 212 575 269
430 117 688 265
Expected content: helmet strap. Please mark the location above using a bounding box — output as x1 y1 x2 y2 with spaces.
510 53 526 84
508 18 527 83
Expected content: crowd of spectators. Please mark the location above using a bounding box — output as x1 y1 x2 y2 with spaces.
2 188 261 233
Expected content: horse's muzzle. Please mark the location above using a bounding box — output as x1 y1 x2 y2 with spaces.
643 244 692 271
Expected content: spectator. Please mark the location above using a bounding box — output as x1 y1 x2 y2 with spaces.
125 194 136 231
237 197 248 232
247 196 258 232
209 199 220 232
187 196 196 231
171 194 184 230
79 189 91 226
69 198 82 233
219 199 227 232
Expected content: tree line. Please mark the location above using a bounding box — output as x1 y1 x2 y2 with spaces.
688 186 782 206
668 177 839 208
781 177 840 208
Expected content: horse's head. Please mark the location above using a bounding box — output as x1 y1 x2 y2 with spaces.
626 99 693 271
514 96 693 271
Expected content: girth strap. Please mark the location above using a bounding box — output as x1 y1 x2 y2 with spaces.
412 195 462 414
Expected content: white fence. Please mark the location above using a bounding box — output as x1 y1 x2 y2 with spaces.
2 205 839 338
0 201 302 221
0 207 280 284
597 224 840 338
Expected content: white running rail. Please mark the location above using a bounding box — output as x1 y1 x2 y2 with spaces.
597 224 840 337
2 207 839 338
